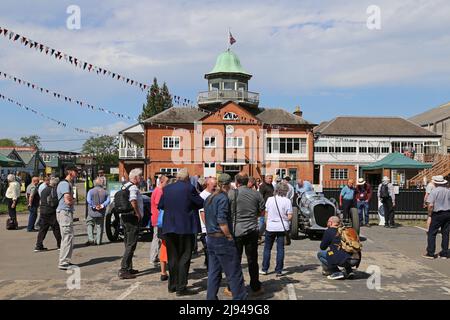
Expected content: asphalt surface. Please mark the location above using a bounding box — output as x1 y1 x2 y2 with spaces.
0 206 449 300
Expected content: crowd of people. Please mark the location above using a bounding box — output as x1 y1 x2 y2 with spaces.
113 168 364 299
2 165 448 300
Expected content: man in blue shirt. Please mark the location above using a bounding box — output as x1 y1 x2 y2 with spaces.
204 173 247 300
86 177 111 246
296 179 313 194
339 179 356 221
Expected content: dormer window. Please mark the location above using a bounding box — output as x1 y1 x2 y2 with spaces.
223 81 235 90
210 82 220 90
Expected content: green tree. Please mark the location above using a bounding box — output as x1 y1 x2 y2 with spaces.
139 78 173 121
20 135 41 149
82 135 119 167
0 138 15 147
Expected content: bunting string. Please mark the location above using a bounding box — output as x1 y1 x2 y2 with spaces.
0 70 138 121
0 26 195 106
0 93 106 137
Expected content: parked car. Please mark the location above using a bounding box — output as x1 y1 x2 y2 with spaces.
290 190 359 240
104 183 153 242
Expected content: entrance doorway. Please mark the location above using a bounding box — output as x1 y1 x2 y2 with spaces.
223 165 241 180
204 162 216 178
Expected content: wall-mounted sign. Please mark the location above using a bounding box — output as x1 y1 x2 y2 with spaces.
223 112 239 121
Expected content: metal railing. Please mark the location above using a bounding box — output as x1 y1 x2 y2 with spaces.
321 187 427 216
119 148 144 159
197 90 259 105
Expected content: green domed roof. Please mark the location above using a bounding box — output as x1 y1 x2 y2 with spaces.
207 49 251 76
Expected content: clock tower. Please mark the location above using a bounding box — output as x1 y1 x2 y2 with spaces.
197 49 260 111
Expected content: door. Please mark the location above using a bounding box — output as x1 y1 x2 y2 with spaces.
204 163 216 178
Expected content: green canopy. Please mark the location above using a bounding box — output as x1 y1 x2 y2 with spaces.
361 153 432 171
0 154 23 167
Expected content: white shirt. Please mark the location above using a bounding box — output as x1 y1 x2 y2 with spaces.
265 195 293 232
199 190 211 233
124 182 144 218
6 181 21 201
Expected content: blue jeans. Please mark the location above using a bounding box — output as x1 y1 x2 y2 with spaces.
27 206 38 231
317 250 339 273
258 216 265 237
206 236 247 300
357 200 369 224
262 231 285 273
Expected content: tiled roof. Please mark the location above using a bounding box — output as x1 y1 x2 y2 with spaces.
313 116 440 137
409 102 450 126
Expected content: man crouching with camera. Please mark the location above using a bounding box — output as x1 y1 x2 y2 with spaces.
317 216 362 280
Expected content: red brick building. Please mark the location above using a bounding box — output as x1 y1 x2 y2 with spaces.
119 49 316 183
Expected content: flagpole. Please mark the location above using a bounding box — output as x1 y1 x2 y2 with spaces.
227 27 230 51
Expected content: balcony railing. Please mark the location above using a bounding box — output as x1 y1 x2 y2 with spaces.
119 148 144 159
197 90 259 105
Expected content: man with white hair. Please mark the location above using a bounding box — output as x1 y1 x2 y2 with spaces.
158 168 204 296
118 168 144 279
86 177 111 246
5 174 21 229
35 177 61 252
423 175 450 259
378 176 396 228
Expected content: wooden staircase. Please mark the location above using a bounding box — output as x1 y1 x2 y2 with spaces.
409 154 450 186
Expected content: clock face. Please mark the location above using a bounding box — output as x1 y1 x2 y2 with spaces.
226 125 234 134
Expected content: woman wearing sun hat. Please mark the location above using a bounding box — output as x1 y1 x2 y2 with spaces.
355 177 372 227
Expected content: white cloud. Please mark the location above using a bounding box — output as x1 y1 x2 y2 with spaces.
89 121 129 136
1 0 450 100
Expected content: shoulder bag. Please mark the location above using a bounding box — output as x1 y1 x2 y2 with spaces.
274 196 291 246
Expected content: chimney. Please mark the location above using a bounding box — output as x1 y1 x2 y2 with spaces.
293 106 303 118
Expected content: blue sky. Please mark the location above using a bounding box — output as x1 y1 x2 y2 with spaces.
1 0 450 151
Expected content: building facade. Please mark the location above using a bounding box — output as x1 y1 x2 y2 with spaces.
313 117 441 187
409 102 450 154
119 49 316 183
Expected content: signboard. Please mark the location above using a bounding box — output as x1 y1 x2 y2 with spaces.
110 167 119 174
223 112 239 121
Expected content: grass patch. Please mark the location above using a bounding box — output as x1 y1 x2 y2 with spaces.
0 197 28 214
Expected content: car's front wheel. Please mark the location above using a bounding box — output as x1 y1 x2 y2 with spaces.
105 209 122 242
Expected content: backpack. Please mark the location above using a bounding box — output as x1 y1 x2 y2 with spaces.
6 217 18 230
47 187 59 209
380 184 390 199
337 226 362 254
114 184 134 214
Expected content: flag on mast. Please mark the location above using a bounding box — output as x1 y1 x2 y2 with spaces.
229 31 236 46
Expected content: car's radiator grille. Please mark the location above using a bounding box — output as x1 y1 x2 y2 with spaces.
313 204 335 227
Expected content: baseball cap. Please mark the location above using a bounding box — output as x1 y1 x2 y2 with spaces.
218 173 232 185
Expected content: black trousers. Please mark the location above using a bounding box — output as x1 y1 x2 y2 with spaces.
382 198 395 226
234 229 261 292
120 215 139 272
165 233 195 292
7 198 17 220
36 213 61 248
427 211 450 257
342 199 355 220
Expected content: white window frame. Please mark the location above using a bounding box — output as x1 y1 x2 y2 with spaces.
331 168 348 180
267 137 307 154
226 137 244 149
160 168 180 176
162 136 180 150
204 136 217 148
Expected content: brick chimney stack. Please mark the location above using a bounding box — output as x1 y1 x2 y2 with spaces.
293 106 303 117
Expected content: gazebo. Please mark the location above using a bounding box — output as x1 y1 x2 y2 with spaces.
360 153 432 187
